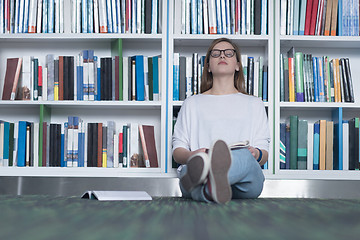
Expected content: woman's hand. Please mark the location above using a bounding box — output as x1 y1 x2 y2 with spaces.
247 146 260 160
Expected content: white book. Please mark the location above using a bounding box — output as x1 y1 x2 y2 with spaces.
107 0 114 32
88 0 94 33
55 0 60 33
14 0 20 33
307 122 314 170
20 56 33 101
203 0 209 34
94 0 100 33
128 122 139 167
185 56 192 98
113 133 119 168
220 0 226 33
111 0 117 33
98 0 107 32
185 0 190 34
152 0 158 33
179 0 185 34
131 0 136 33
0 0 3 33
107 121 116 168
208 0 217 34
84 122 88 167
241 0 246 34
198 0 203 34
36 0 43 33
343 121 349 170
26 124 30 166
144 56 149 101
19 0 25 33
225 0 230 34
13 122 18 167
60 0 64 33
23 0 30 33
83 61 89 101
136 0 141 33
123 56 129 101
126 125 130 167
280 0 287 35
253 60 259 97
121 0 125 33
158 0 162 33
76 0 81 33
88 61 95 101
116 0 121 33
71 0 76 32
261 0 268 34
246 0 251 34
42 67 48 100
81 190 152 201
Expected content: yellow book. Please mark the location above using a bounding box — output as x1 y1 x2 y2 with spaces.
54 82 59 101
102 149 107 168
326 121 334 170
332 59 339 102
335 59 341 102
319 120 327 170
288 58 295 102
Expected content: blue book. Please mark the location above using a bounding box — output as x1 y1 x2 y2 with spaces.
173 53 180 101
2 121 10 166
77 122 84 167
48 0 54 33
338 0 343 36
17 121 30 167
191 0 198 33
262 66 268 101
216 0 221 34
82 0 88 33
63 122 68 167
312 57 319 102
42 0 48 33
285 123 290 169
280 123 286 169
298 0 307 35
77 56 84 101
88 0 94 33
23 0 30 33
197 0 203 34
332 107 343 170
132 56 145 101
293 0 300 35
96 56 101 101
317 57 326 102
313 122 320 170
61 124 65 167
152 56 159 101
82 50 89 100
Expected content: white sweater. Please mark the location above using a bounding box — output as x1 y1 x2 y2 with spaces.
172 93 270 153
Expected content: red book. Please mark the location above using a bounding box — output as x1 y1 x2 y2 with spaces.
139 125 158 168
2 58 22 100
126 0 131 33
309 0 319 35
235 0 241 33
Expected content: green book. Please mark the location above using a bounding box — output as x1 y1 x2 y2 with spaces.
297 119 308 169
148 57 153 101
258 56 263 99
295 52 304 101
289 115 298 169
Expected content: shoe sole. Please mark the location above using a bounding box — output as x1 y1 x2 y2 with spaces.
180 154 208 192
209 140 232 204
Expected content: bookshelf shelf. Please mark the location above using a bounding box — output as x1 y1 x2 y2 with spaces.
173 35 270 47
279 102 358 109
0 34 163 41
269 170 360 180
280 35 360 48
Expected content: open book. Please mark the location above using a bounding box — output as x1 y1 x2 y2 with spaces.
229 140 250 150
81 191 152 201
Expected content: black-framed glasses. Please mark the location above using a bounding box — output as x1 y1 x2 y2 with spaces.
210 49 236 58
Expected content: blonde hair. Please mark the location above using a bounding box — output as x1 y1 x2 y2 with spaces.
200 38 246 94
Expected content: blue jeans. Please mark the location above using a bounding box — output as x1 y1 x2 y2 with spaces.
177 148 265 202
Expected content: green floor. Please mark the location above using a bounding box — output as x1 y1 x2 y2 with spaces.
1 195 360 240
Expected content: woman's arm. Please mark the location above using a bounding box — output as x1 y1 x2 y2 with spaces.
173 147 207 165
248 146 268 166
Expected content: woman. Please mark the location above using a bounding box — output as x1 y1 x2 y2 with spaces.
172 38 270 204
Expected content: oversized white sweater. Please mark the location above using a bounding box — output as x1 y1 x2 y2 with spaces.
172 93 270 153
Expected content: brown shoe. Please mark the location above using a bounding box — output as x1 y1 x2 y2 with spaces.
207 140 232 204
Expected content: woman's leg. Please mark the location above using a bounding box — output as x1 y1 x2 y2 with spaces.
228 148 265 199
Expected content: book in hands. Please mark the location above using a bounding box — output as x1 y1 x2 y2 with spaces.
81 191 152 201
229 140 250 150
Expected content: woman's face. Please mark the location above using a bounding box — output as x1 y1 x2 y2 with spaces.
208 41 240 77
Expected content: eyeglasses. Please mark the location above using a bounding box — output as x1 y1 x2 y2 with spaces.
210 49 236 58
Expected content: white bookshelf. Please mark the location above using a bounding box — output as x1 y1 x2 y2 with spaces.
274 1 360 179
167 0 275 175
0 1 169 176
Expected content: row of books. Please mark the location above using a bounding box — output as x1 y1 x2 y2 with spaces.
280 110 359 170
1 52 162 101
280 47 354 102
172 53 268 101
175 0 268 35
0 117 159 168
281 0 359 36
0 0 162 34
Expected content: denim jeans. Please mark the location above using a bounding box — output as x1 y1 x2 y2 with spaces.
177 148 265 202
